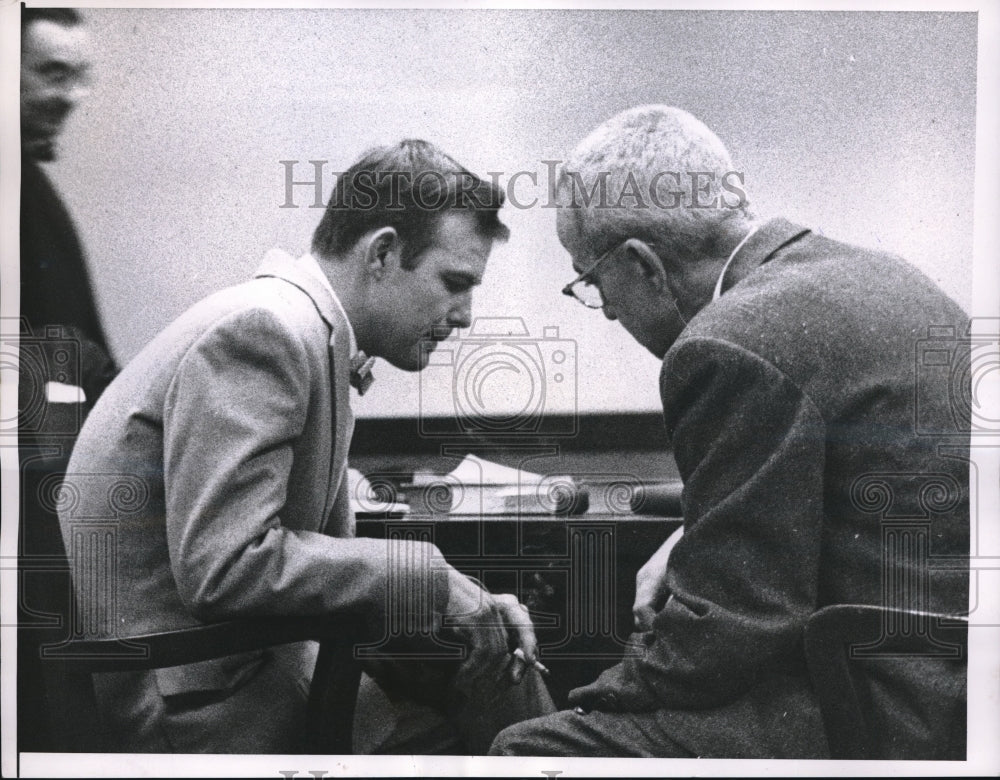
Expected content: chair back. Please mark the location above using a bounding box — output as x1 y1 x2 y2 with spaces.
804 604 968 760
39 615 366 753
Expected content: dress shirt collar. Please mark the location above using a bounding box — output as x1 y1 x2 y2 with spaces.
710 218 812 301
711 223 761 302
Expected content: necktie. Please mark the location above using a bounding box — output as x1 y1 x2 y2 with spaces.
349 351 376 396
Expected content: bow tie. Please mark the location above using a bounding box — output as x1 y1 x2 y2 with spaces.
349 351 376 395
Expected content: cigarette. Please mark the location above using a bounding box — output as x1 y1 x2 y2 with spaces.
512 647 550 676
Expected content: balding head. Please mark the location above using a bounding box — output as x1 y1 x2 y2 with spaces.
556 105 751 264
555 107 760 358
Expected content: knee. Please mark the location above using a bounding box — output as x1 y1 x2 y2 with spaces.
488 719 535 756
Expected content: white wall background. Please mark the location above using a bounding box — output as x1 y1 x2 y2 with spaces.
47 8 978 418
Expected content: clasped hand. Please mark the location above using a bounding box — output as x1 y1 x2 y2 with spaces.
442 569 540 688
632 525 684 631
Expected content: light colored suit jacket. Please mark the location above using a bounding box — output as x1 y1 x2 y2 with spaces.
59 251 442 751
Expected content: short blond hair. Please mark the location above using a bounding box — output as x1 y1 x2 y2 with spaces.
558 105 751 260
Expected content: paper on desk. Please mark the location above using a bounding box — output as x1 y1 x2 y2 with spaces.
411 454 540 486
413 454 584 515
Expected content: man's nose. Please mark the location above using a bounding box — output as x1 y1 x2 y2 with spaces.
448 295 473 329
66 81 90 104
602 303 618 321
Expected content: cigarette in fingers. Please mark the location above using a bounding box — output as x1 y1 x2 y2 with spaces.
512 647 550 677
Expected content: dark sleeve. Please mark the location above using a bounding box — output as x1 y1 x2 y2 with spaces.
569 337 826 712
20 158 119 409
20 158 114 358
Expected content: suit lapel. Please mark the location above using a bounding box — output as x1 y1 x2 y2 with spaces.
254 250 355 534
325 324 355 531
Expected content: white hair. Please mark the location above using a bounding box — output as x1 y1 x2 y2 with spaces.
558 105 751 260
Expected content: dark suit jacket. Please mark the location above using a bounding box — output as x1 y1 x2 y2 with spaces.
60 250 447 751
19 152 117 414
18 152 118 752
569 219 970 759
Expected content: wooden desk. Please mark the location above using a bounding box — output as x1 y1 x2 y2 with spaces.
356 512 682 707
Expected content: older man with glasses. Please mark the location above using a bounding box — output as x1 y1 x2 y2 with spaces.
490 105 971 759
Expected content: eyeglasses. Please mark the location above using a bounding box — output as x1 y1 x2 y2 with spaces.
561 240 626 309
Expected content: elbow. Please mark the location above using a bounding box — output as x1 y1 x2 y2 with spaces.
185 593 233 623
175 564 247 623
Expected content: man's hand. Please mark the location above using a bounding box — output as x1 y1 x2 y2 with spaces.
360 561 543 710
493 593 540 683
632 525 684 631
443 570 540 687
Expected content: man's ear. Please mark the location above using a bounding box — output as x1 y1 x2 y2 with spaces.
624 238 670 295
363 227 400 279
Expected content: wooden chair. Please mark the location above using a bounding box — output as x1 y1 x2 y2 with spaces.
803 604 968 760
38 614 367 753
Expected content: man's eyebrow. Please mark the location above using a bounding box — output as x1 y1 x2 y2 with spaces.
442 270 482 287
39 60 90 74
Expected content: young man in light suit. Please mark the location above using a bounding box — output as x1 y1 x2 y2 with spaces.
490 106 970 758
59 140 553 753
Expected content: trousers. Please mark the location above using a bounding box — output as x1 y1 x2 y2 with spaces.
489 708 697 757
93 641 555 754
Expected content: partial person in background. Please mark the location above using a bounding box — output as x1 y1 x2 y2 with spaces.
491 105 970 758
18 7 117 752
59 140 553 754
20 7 116 401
